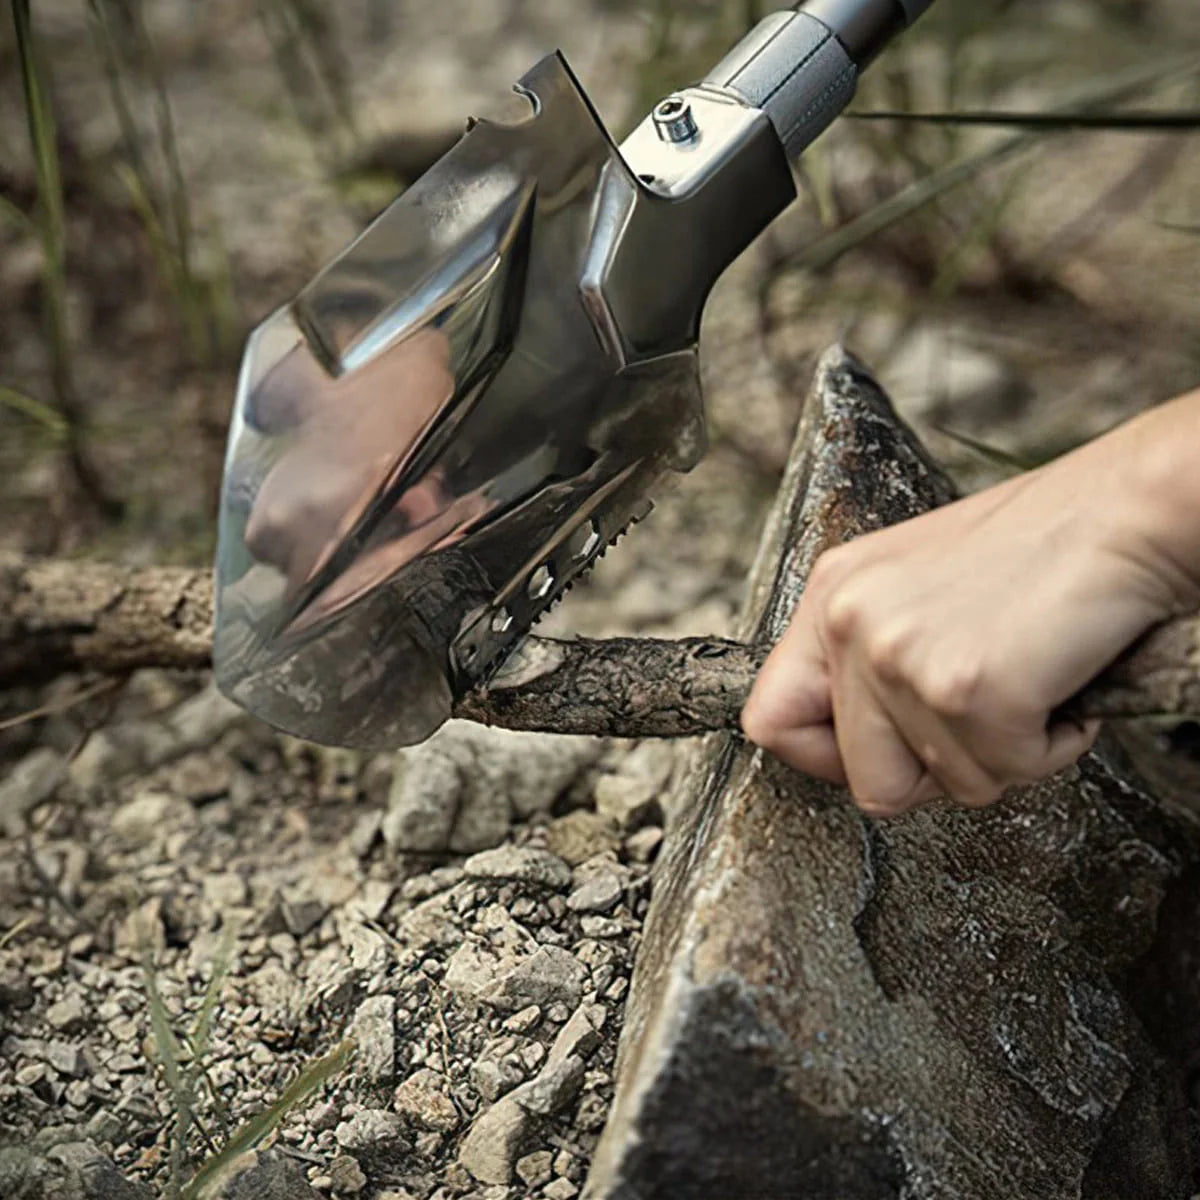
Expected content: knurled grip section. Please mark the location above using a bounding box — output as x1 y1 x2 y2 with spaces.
701 11 858 162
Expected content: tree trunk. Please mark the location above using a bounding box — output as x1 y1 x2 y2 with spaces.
584 347 1200 1200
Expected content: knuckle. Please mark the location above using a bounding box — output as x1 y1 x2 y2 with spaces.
866 621 915 681
920 659 984 718
823 586 863 644
739 700 776 750
808 546 852 594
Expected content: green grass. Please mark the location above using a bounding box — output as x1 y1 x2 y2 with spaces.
11 0 123 519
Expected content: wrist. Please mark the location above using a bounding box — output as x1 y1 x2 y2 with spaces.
1098 392 1200 615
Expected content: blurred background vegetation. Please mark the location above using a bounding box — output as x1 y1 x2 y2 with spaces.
2 0 1200 559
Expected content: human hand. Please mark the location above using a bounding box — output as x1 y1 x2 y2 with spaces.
741 403 1200 817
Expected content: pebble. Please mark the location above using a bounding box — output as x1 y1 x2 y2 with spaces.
566 870 624 916
503 1005 542 1035
45 992 87 1034
548 1004 605 1067
544 1178 580 1199
394 1067 459 1132
516 1149 554 1189
349 994 397 1084
624 826 664 863
579 916 624 940
457 1095 533 1185
463 846 572 891
329 1153 368 1194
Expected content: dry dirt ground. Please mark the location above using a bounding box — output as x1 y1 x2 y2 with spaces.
2 1 1200 1197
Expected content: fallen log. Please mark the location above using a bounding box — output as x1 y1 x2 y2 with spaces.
584 347 1200 1199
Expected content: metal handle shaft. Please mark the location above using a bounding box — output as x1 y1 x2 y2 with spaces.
701 0 935 162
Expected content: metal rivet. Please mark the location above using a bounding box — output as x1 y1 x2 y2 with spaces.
574 523 602 562
528 565 554 600
653 95 698 144
491 609 514 634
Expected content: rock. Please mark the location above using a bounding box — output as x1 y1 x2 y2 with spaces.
463 847 572 891
593 776 660 834
543 812 620 867
488 947 588 1012
202 872 249 910
469 1057 522 1103
566 873 622 915
45 1041 88 1079
335 1109 409 1164
579 916 623 940
328 1154 367 1195
511 1054 585 1117
212 1149 321 1199
383 724 600 855
544 1179 580 1200
623 826 663 864
587 350 1196 1200
516 1150 554 1189
45 993 87 1034
457 1096 535 1185
44 1140 153 1198
280 894 329 937
502 1005 541 1035
394 1068 459 1133
0 747 63 836
445 940 585 1013
348 994 396 1085
548 1004 605 1067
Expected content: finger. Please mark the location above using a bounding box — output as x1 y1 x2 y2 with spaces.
880 684 1008 808
1039 718 1103 776
754 722 847 784
742 601 834 748
829 664 927 816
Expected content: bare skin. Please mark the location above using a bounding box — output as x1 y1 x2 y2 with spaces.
742 389 1200 817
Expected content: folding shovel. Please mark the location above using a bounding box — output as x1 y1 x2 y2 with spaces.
212 0 1199 750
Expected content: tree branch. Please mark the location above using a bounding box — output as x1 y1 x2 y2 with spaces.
1 554 1199 740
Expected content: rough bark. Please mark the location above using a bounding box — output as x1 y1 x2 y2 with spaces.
584 347 1199 1200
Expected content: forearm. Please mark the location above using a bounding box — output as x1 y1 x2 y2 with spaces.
1082 389 1200 615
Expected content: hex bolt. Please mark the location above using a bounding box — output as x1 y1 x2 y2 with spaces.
652 95 699 144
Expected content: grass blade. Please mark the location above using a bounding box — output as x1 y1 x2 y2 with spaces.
0 385 68 440
181 1039 356 1200
787 55 1200 274
849 108 1200 131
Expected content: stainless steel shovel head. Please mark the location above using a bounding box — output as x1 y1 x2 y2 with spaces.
213 3 933 749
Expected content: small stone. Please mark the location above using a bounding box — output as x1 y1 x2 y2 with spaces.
593 774 660 833
544 811 620 866
469 1058 521 1103
457 1096 534 1185
349 994 396 1084
463 846 572 891
520 1042 546 1072
575 1090 609 1132
544 1178 579 1200
328 1153 368 1194
281 895 329 937
546 1003 570 1024
46 1040 88 1078
548 1004 605 1067
45 992 87 1034
512 1054 585 1117
213 1148 322 1198
335 1108 409 1159
624 826 663 863
394 1067 459 1132
203 872 249 909
566 872 623 915
579 916 624 939
0 747 63 836
45 1140 154 1199
552 1148 575 1178
503 1006 541 1034
515 1149 554 1189
111 788 188 843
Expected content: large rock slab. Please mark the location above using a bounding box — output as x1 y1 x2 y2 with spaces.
585 348 1197 1199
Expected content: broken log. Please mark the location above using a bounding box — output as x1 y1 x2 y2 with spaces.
585 347 1200 1199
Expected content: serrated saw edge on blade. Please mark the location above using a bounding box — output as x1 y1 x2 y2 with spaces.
449 467 657 695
